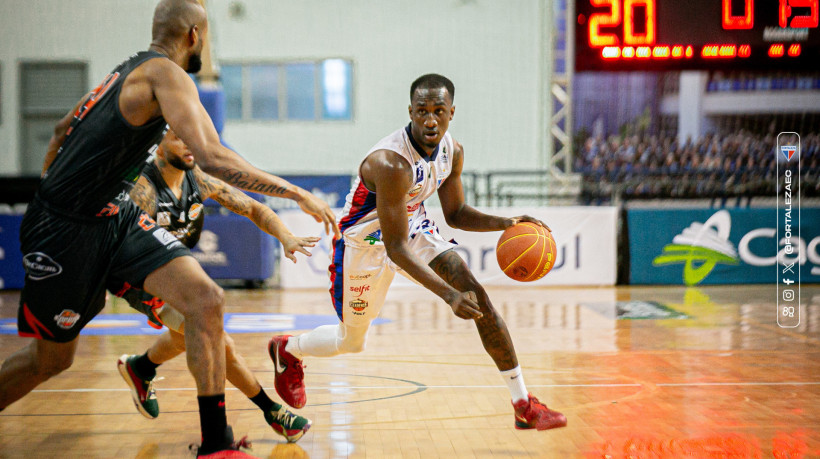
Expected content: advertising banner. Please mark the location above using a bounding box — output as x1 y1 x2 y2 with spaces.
0 215 24 289
278 206 617 289
191 214 279 281
628 208 820 285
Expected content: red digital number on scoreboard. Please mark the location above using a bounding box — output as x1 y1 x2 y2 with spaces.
588 0 655 46
720 0 818 31
722 0 753 29
589 0 819 48
779 0 819 28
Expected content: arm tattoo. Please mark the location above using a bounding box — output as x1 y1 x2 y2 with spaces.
215 168 288 196
429 250 519 370
129 179 158 217
195 168 254 217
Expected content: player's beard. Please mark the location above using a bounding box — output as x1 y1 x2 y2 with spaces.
167 155 196 171
187 53 203 74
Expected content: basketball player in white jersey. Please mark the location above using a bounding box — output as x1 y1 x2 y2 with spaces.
268 74 566 430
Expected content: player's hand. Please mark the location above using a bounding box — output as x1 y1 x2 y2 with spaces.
297 191 342 239
505 215 551 232
446 290 483 320
282 235 321 263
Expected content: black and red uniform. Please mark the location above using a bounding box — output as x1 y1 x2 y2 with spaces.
115 162 205 328
18 51 190 342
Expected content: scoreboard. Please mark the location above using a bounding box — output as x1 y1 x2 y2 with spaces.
575 0 820 70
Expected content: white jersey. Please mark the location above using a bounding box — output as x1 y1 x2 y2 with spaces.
338 125 454 248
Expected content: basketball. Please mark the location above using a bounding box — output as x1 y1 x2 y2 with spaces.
496 222 556 282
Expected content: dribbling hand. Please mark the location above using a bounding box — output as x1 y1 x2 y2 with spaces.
446 290 483 320
505 215 551 232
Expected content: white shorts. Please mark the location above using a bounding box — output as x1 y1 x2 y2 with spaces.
329 225 455 325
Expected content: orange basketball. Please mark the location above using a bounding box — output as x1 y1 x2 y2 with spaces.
496 222 556 282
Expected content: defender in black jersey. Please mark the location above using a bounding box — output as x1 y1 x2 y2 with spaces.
0 1 338 456
115 129 316 442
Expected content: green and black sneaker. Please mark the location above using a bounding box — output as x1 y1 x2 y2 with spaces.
117 354 159 419
264 405 312 442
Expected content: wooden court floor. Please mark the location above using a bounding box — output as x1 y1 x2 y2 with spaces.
0 284 818 458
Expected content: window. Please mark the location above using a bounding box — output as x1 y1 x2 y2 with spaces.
250 65 279 120
221 59 353 122
19 61 87 174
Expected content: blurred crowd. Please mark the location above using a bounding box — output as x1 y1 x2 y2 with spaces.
706 72 820 92
576 130 820 203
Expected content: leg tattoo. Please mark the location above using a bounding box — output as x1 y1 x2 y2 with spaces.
429 250 519 370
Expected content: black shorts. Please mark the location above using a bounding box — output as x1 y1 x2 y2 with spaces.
115 286 166 330
17 197 189 342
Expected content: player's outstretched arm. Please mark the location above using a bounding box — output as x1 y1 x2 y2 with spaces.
438 141 550 231
194 168 320 263
148 59 340 237
129 176 159 218
41 93 90 177
365 150 482 320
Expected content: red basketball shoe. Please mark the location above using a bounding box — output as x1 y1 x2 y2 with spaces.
513 394 567 430
193 426 254 458
268 335 307 409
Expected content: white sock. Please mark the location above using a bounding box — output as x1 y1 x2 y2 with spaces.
500 366 528 403
284 334 305 359
287 325 341 358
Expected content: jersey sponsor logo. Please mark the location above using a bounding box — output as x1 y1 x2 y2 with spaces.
96 202 120 217
157 211 171 226
114 190 132 203
153 228 184 249
349 284 370 297
349 273 372 280
188 203 204 221
407 202 420 215
23 252 63 280
349 299 368 315
414 162 424 183
408 162 425 197
408 182 423 198
364 230 382 245
53 309 81 330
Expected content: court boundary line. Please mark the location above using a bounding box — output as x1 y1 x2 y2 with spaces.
26 380 819 393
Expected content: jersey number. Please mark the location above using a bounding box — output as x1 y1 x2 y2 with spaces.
67 72 121 136
138 214 157 231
